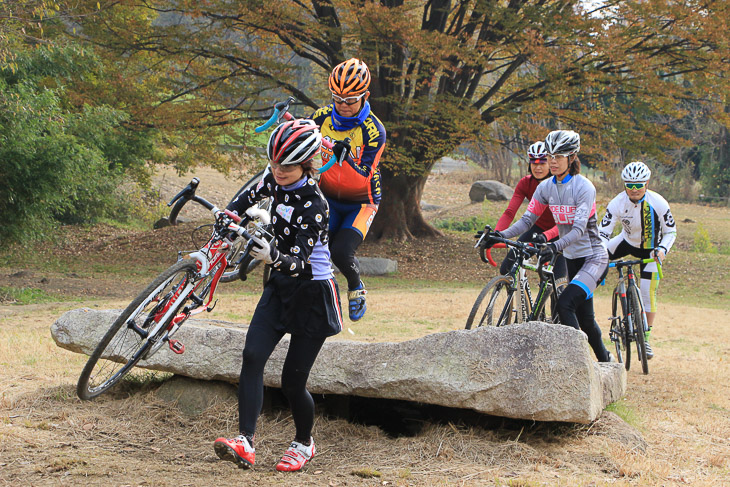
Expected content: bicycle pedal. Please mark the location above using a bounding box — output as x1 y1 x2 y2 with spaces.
168 339 185 354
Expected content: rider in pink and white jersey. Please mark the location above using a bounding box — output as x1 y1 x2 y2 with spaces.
486 130 611 362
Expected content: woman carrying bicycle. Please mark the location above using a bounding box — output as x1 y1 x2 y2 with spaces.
485 141 567 280
598 161 677 359
214 119 343 472
310 58 387 322
483 130 612 362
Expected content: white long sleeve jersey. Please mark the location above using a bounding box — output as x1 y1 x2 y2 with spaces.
598 190 677 253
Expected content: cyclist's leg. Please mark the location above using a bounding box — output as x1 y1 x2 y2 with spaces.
330 228 363 291
328 199 377 321
639 264 660 328
327 198 375 288
238 286 286 439
281 334 326 444
557 255 611 362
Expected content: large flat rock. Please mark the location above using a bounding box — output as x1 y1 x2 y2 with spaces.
52 309 625 423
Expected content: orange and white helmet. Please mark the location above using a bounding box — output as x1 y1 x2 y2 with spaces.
328 58 371 96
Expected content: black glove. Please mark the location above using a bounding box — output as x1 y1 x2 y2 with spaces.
477 230 504 250
533 232 547 245
332 139 351 162
538 242 557 261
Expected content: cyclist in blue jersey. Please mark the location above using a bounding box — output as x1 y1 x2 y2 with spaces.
310 58 387 322
482 130 612 362
598 161 677 359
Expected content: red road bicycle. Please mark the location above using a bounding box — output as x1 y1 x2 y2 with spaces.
76 178 271 400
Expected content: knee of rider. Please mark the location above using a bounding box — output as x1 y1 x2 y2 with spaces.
280 375 305 399
329 244 353 267
557 285 586 314
242 346 266 369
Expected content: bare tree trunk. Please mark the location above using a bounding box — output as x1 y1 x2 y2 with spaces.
368 169 443 241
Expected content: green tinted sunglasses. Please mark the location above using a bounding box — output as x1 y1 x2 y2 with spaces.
624 182 646 190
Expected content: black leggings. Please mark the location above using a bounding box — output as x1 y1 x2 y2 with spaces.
557 258 610 362
239 323 325 442
499 224 568 279
330 228 364 290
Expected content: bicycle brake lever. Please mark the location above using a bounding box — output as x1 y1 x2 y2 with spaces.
168 178 200 206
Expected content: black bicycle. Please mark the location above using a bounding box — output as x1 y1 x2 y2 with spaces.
607 257 663 375
466 227 565 329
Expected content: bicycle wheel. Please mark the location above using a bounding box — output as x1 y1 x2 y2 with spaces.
628 285 649 374
465 276 518 329
611 288 630 370
221 169 272 284
77 260 199 400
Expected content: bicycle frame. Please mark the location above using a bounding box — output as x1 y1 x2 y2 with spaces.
148 181 271 353
479 229 560 323
606 256 662 373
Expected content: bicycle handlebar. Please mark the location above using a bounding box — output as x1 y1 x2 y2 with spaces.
253 98 349 175
167 179 271 243
484 243 505 267
254 97 296 133
608 256 664 280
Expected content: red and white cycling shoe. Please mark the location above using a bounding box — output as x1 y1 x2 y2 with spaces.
275 438 315 472
214 435 255 469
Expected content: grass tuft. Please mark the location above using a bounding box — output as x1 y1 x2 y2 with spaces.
0 286 58 304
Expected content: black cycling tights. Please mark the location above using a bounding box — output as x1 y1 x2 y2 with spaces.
238 323 325 443
330 228 364 291
556 260 610 362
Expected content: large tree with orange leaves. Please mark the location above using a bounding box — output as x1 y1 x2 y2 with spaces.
71 0 730 240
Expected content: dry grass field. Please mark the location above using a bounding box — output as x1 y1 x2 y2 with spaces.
1 165 729 486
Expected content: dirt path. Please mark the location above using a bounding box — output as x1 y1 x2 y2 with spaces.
1 295 728 486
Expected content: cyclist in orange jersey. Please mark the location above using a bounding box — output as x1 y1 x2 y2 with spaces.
310 58 387 322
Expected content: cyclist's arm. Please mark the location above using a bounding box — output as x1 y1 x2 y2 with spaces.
501 183 547 239
656 201 677 254
500 206 539 240
227 173 272 215
597 197 619 243
543 225 559 241
495 178 529 231
551 182 595 253
343 118 386 178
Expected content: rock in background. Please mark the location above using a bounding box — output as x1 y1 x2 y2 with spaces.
469 180 514 202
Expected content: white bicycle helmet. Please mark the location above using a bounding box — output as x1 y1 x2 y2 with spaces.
527 141 547 159
621 161 651 182
267 119 322 165
545 130 580 155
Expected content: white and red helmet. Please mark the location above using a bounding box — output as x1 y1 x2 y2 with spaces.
528 141 547 159
267 119 322 165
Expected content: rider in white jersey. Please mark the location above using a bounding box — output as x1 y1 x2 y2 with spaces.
484 130 612 362
598 161 677 359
